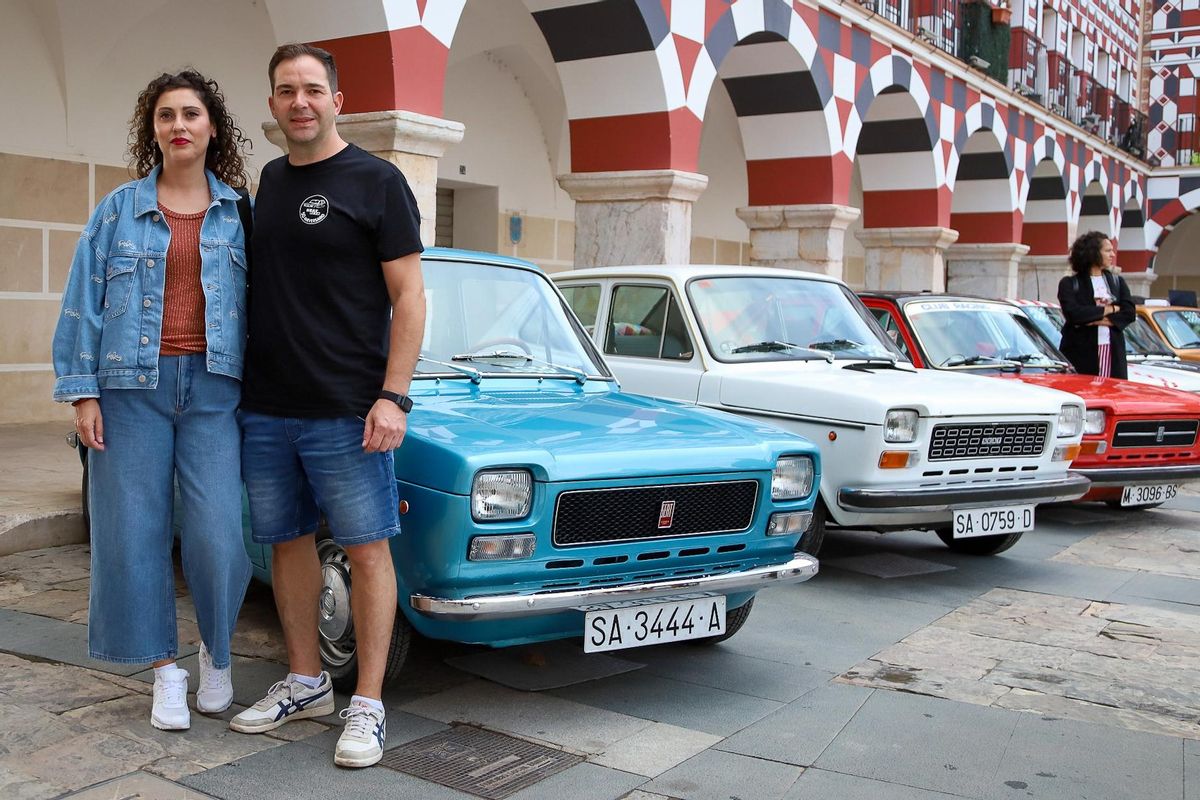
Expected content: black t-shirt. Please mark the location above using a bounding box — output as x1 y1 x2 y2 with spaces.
241 144 423 417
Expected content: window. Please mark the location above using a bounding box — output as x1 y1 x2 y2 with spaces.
868 308 912 359
605 285 694 360
559 284 601 334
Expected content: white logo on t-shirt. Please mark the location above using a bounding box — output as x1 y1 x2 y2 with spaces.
299 195 329 225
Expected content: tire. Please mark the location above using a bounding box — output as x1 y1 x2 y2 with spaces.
689 597 754 646
1104 500 1163 511
795 499 827 557
315 536 411 693
935 528 1023 556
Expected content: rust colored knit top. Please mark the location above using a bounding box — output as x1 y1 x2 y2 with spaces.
158 204 207 356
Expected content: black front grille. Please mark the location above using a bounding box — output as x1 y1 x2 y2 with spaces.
1112 419 1199 448
928 422 1049 461
553 480 758 547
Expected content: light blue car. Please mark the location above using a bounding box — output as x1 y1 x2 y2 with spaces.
82 248 821 690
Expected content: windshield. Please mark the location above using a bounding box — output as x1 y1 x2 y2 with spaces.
1152 309 1200 349
1125 317 1175 356
906 300 1067 369
1017 305 1064 344
416 259 608 378
686 276 904 363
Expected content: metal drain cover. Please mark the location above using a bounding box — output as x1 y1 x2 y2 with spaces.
379 724 583 799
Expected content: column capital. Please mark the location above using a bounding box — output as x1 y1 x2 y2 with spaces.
558 170 708 203
946 242 1030 260
263 110 466 157
1019 254 1069 269
736 204 860 231
856 226 959 250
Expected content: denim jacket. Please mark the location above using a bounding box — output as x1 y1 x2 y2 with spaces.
52 167 248 402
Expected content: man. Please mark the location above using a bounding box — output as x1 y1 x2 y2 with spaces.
228 43 425 769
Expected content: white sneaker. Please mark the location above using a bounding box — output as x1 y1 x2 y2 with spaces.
228 672 335 734
196 643 233 714
151 666 191 731
334 704 386 768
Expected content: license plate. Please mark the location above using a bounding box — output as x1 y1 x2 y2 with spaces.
951 505 1035 539
1121 484 1178 506
584 596 726 652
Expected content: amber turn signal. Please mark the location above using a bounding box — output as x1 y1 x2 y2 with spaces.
878 450 914 469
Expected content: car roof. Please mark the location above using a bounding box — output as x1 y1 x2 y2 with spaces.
1140 305 1200 312
858 291 1015 308
552 264 847 286
422 247 541 271
1008 299 1061 308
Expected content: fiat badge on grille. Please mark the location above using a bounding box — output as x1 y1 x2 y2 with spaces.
657 500 676 529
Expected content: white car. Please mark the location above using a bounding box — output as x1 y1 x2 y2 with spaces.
554 266 1090 556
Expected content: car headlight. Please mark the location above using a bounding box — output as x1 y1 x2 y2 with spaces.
471 469 533 521
1058 404 1083 438
884 409 919 443
772 456 814 500
1084 409 1107 435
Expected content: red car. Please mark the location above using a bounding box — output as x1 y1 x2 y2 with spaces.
860 293 1200 508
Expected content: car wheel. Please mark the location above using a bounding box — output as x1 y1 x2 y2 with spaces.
795 499 827 557
689 597 754 645
1104 500 1163 511
315 535 411 693
935 528 1023 556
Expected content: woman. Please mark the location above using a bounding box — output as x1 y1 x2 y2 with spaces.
52 70 252 731
1057 230 1136 379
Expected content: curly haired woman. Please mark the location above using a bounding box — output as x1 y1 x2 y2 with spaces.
1057 230 1136 379
52 70 253 731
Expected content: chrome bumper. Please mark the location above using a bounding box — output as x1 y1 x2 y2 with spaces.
838 473 1091 513
409 554 819 620
1072 463 1200 488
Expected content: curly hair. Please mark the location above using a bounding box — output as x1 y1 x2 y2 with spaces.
128 70 250 188
1068 230 1109 275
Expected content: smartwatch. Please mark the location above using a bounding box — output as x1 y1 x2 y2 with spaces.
378 390 414 413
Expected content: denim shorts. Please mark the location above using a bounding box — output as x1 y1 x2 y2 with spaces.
239 412 400 546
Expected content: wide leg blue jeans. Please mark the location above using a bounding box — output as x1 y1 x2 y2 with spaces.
87 354 250 668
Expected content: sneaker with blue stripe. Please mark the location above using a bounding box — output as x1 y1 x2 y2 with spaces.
334 704 386 768
228 672 335 733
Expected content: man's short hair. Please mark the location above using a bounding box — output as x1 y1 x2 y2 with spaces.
269 43 338 93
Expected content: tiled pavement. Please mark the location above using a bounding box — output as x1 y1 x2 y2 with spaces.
0 498 1197 800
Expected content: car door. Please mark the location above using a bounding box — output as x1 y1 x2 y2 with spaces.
595 282 703 402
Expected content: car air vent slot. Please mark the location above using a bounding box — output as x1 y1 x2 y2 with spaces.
949 468 968 475
633 572 667 581
679 547 710 557
546 559 584 570
1021 465 1037 471
922 470 944 477
717 544 746 553
975 467 993 473
637 551 670 561
588 576 624 585
593 555 628 566
541 581 580 589
999 466 1017 472
673 567 705 576
928 421 1049 461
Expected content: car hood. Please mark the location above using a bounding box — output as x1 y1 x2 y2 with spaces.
1128 363 1200 392
1007 373 1200 414
712 361 1077 425
399 382 814 492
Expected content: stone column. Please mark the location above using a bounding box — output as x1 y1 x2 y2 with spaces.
557 170 708 267
1119 269 1157 298
265 110 465 248
1016 255 1070 301
856 227 959 292
945 242 1030 298
735 204 860 280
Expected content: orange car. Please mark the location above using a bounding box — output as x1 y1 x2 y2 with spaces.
1138 305 1200 362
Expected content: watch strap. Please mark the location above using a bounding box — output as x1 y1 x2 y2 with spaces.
378 390 413 413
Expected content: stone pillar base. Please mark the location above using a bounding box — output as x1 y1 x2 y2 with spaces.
945 242 1030 299
735 204 861 280
856 227 959 292
1120 269 1158 299
265 110 465 248
1017 255 1069 301
558 170 708 267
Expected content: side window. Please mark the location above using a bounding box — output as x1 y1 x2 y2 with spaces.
870 308 911 359
560 284 601 334
605 285 694 360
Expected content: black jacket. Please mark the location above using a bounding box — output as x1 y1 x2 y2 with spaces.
1056 270 1135 378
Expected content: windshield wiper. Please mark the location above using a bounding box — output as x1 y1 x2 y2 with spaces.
1004 353 1070 372
731 340 834 362
417 355 482 383
452 349 589 384
808 338 865 351
939 354 1020 369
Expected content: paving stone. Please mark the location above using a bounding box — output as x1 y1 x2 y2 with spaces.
17 730 167 797
6 587 90 623
994 688 1200 741
447 640 644 691
783 768 967 799
62 770 216 799
717 683 874 767
550 671 782 737
0 761 60 800
0 652 134 713
589 722 722 777
990 712 1185 800
1106 572 1200 607
400 678 652 754
1186 739 1200 800
141 756 210 782
619 792 675 800
0 700 92 758
506 762 646 800
296 710 448 753
182 739 476 799
642 749 802 800
814 690 1020 798
821 552 957 578
1053 523 1200 580
0 544 92 587
629 640 833 703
